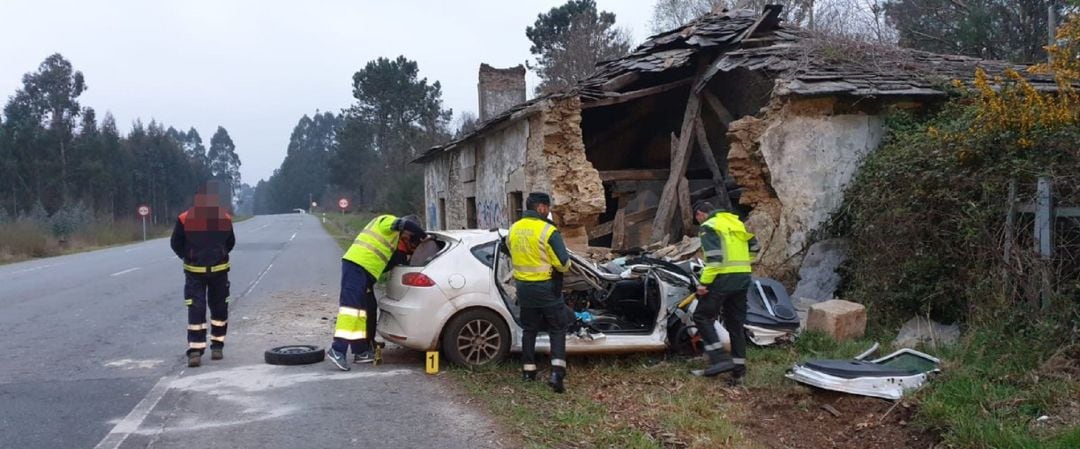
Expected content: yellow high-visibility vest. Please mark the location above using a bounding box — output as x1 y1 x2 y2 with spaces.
700 212 754 284
508 216 569 282
343 214 400 278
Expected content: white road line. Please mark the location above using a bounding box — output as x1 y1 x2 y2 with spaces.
289 232 297 241
251 223 271 232
110 267 141 277
8 263 64 275
93 375 175 449
242 263 273 299
123 247 145 253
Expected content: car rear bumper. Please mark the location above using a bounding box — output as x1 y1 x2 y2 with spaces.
377 294 452 352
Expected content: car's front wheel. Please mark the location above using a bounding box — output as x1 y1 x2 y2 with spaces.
441 309 510 367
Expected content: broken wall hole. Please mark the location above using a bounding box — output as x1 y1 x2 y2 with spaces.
580 67 775 250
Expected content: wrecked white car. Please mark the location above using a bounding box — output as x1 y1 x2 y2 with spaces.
377 229 698 366
378 229 801 367
786 345 942 400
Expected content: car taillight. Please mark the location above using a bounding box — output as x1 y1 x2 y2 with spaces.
401 272 436 287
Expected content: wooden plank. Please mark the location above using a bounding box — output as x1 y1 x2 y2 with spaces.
601 72 640 92
678 177 693 236
702 91 734 126
588 206 658 240
1004 179 1016 262
598 169 670 182
583 79 692 109
694 117 731 209
651 60 709 243
612 209 628 249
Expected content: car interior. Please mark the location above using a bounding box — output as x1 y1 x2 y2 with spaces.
492 240 677 335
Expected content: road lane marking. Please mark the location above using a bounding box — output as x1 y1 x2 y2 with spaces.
242 263 273 298
110 267 141 277
123 247 145 253
8 263 64 275
251 223 271 232
289 232 297 241
93 375 175 449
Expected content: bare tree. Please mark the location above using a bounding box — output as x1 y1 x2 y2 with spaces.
649 0 725 33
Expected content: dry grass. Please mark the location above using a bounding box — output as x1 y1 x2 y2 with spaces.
0 219 171 265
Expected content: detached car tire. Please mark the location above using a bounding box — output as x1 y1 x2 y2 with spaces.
265 345 325 365
441 309 510 367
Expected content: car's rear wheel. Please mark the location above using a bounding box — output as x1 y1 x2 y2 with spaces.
441 309 510 367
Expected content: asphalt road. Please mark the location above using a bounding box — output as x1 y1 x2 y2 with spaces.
0 213 502 449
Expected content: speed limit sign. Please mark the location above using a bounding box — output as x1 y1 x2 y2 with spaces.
338 198 349 210
137 205 150 217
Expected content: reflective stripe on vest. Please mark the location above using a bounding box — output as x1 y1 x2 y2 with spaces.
342 214 400 278
699 212 753 283
183 262 231 273
509 217 560 282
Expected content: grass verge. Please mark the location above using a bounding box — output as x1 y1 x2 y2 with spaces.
448 332 896 449
0 219 172 265
320 211 377 251
449 329 1079 449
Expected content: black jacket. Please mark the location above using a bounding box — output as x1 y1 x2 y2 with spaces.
170 207 236 270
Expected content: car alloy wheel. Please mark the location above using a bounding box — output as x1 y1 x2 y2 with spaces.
441 309 510 367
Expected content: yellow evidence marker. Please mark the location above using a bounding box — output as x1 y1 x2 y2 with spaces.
425 351 439 374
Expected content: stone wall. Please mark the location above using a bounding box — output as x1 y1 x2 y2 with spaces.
478 64 526 121
538 96 606 250
727 97 884 277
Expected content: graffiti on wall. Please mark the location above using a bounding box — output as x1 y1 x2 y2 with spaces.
477 200 505 229
428 203 438 229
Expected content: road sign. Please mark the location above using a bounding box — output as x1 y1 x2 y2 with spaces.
338 198 349 210
137 205 150 217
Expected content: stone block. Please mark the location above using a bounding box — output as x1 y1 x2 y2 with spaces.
806 299 866 341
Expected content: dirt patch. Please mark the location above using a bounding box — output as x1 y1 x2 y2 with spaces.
736 388 938 449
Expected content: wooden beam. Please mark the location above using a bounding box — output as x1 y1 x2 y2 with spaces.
583 79 692 109
678 177 693 236
598 169 670 182
611 209 628 249
702 91 734 126
694 117 732 209
601 72 641 92
588 206 658 240
651 61 710 244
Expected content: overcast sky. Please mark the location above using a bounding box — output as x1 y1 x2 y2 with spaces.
0 1 657 184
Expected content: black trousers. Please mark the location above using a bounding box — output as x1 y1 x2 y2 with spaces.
521 305 569 373
692 282 748 365
184 272 230 355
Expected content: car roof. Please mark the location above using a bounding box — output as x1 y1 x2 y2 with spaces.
431 229 502 245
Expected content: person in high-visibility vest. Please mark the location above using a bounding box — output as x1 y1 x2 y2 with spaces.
326 214 426 371
508 192 572 393
170 181 236 368
690 201 759 384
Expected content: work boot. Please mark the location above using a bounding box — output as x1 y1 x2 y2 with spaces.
548 370 566 393
690 350 735 377
728 366 746 387
327 347 350 371
187 353 201 368
211 348 223 360
522 370 537 382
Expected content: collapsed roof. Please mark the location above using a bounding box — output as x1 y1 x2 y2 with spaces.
417 6 1056 163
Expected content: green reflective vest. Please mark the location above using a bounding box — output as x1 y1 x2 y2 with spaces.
509 216 570 282
699 211 754 284
343 214 400 278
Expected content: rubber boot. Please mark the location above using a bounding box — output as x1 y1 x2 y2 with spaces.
700 350 736 377
187 353 201 368
728 365 746 386
548 368 566 393
522 370 537 382
211 348 223 360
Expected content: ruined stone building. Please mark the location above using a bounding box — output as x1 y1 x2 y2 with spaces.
415 7 1055 278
